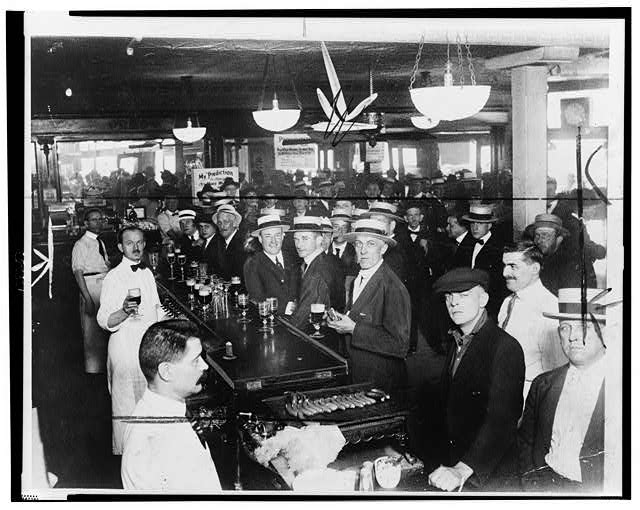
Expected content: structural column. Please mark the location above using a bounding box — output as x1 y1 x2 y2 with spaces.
511 66 548 238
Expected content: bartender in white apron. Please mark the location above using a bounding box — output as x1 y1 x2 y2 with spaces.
71 208 111 373
97 225 164 454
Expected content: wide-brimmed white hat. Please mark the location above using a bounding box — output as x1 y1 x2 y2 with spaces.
330 208 354 223
362 201 405 223
250 214 290 238
462 204 499 223
286 216 324 233
343 219 397 247
211 204 242 224
543 288 619 323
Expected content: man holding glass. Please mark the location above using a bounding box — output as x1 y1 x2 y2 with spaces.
98 226 164 455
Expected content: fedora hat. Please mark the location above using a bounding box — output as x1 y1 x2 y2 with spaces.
287 216 324 233
211 204 242 225
528 213 570 237
542 288 618 323
250 214 290 238
462 203 499 223
362 201 405 223
343 219 397 247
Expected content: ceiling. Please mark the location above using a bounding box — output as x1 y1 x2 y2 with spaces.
30 33 608 134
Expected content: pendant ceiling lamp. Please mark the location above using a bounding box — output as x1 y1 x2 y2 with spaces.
408 35 491 122
252 55 301 132
173 76 206 144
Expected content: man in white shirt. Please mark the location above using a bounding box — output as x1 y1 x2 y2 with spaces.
519 288 609 493
97 226 163 454
72 208 111 373
156 191 181 245
499 241 568 401
122 320 222 491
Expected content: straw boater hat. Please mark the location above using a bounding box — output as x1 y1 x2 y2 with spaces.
462 203 499 223
250 214 290 238
542 288 613 323
343 219 398 247
260 207 287 217
352 207 369 220
330 208 354 223
527 213 570 238
320 217 334 233
178 209 196 221
362 201 405 223
287 216 325 233
211 204 242 224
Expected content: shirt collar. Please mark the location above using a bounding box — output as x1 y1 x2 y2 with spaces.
515 277 545 301
265 251 283 265
120 256 141 267
142 388 186 416
85 231 99 240
479 231 492 244
224 229 238 246
358 258 384 279
456 231 468 244
408 226 420 233
332 241 347 253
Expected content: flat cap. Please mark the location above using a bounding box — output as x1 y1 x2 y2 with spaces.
433 267 490 294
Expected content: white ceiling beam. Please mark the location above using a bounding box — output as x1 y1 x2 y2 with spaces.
484 46 580 70
25 13 613 48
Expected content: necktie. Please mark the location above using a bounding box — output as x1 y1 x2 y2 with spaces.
301 262 307 276
334 247 340 257
501 294 517 329
130 262 147 272
276 258 284 271
185 407 207 449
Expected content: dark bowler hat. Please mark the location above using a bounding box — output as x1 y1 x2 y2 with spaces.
433 267 490 294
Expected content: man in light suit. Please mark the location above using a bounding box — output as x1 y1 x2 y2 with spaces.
243 214 299 314
327 218 411 391
518 288 610 493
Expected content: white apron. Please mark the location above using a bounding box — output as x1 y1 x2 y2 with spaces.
81 273 109 373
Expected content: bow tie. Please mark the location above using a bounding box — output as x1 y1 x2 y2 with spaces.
475 239 484 246
130 262 147 272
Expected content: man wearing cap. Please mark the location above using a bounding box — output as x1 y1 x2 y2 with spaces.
527 213 597 296
243 215 299 313
462 204 506 318
211 204 246 281
499 241 567 401
364 202 408 285
195 212 217 267
519 288 609 492
327 218 411 390
176 209 200 259
72 208 111 374
287 217 335 329
428 268 524 491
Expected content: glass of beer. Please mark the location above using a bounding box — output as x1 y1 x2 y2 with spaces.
186 278 196 306
257 301 272 332
127 287 142 319
189 260 199 280
198 286 212 315
198 261 208 281
237 293 250 323
266 297 278 328
309 303 325 338
149 251 160 277
166 251 176 280
177 253 187 282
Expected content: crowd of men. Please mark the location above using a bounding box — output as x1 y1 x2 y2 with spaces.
70 172 612 493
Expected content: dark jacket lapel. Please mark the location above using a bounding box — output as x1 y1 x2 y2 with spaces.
349 264 384 313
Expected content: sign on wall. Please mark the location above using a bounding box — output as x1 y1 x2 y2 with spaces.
191 167 239 197
274 133 318 171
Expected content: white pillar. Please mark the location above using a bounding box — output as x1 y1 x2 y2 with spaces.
511 66 548 238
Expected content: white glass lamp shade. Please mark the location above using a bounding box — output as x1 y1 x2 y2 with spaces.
411 116 440 130
410 85 490 122
252 96 300 132
173 117 206 144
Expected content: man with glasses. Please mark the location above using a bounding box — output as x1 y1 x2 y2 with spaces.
518 288 609 493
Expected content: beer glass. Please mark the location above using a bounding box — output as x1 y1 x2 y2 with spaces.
186 278 196 306
127 287 142 319
177 253 187 282
257 301 271 332
198 286 212 315
309 303 325 338
266 297 278 328
166 251 176 280
198 262 208 281
149 251 160 277
237 293 250 324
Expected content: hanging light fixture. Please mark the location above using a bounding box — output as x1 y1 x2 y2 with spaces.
173 76 206 144
252 55 301 132
409 35 491 122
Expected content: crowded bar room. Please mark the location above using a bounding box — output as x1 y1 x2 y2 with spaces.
23 12 626 496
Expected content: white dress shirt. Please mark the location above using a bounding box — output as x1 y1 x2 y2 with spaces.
265 251 285 268
498 278 568 400
407 226 421 243
471 231 492 268
545 356 606 482
351 259 384 305
122 388 222 491
332 242 347 258
71 231 110 274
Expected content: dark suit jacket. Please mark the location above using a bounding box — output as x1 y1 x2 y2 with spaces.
449 231 475 269
472 232 508 318
440 318 525 487
332 242 359 277
211 230 247 281
345 262 411 391
243 250 299 314
289 253 334 329
324 250 347 312
518 364 604 490
176 233 200 261
383 242 408 285
197 236 217 267
396 226 432 298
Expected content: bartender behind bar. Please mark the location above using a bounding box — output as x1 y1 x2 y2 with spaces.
71 208 111 374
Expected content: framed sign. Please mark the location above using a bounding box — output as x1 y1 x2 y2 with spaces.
191 167 239 197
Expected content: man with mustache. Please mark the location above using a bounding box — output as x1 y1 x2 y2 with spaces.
122 320 221 491
97 226 164 454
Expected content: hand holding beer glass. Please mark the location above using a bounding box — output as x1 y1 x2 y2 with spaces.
309 303 325 338
126 288 142 319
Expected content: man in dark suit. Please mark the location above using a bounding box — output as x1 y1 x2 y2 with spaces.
519 288 608 493
462 204 507 319
195 212 217 267
327 219 411 392
286 217 335 329
176 209 201 260
428 267 525 492
310 179 334 217
211 204 247 280
330 209 358 306
243 214 299 314
446 211 474 269
320 218 346 313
